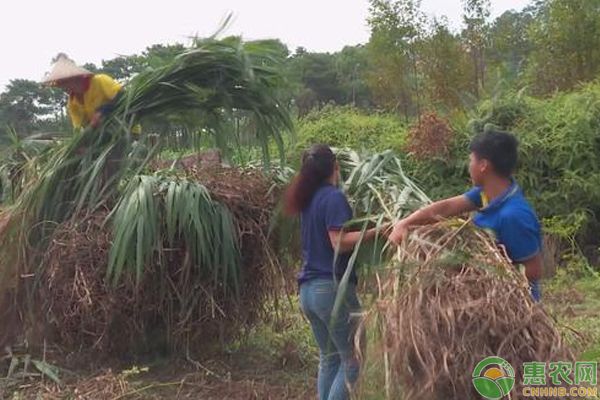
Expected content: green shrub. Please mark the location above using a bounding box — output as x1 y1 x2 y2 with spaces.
407 83 600 242
467 83 600 241
294 105 407 155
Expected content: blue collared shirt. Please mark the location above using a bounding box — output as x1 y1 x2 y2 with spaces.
464 180 542 264
464 181 543 301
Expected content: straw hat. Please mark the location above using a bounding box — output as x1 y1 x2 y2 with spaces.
41 53 92 86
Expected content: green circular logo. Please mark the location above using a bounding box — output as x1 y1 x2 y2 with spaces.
472 356 515 399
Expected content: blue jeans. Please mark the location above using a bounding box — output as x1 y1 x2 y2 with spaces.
530 279 542 302
299 279 361 400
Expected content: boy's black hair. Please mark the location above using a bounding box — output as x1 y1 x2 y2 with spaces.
469 129 518 177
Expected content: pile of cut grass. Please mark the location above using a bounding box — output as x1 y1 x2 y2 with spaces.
370 221 574 399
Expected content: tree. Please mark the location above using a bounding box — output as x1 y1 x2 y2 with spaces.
366 0 425 118
335 45 372 107
420 18 472 109
526 0 600 94
101 55 145 81
288 50 344 113
0 80 50 134
286 44 372 114
0 76 73 138
461 0 491 98
81 62 101 74
486 10 534 87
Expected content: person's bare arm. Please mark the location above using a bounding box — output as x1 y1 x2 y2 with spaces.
389 195 477 244
328 226 384 253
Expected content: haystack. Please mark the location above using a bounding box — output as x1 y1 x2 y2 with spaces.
374 221 573 399
38 166 280 356
0 36 292 359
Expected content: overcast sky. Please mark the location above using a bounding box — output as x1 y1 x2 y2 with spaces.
1 0 530 90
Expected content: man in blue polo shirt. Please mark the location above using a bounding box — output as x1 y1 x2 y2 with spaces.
389 129 542 301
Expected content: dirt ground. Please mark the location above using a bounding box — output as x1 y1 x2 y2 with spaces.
1 299 316 400
1 340 315 399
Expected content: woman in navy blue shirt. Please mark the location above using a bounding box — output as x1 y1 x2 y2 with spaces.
284 145 381 400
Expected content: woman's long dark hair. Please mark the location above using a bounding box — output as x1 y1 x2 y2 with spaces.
284 144 336 215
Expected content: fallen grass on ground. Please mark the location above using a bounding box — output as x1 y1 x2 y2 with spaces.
2 270 598 399
1 299 315 400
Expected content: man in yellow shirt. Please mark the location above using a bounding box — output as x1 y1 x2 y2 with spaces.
42 54 123 129
42 54 142 180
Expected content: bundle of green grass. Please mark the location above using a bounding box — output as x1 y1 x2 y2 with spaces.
373 221 573 399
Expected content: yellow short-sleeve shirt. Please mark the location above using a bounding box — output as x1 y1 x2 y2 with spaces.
67 74 122 129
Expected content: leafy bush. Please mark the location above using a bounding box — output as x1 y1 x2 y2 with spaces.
406 112 454 160
468 83 600 241
294 105 407 155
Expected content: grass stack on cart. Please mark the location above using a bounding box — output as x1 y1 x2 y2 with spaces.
40 166 281 355
0 35 291 357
